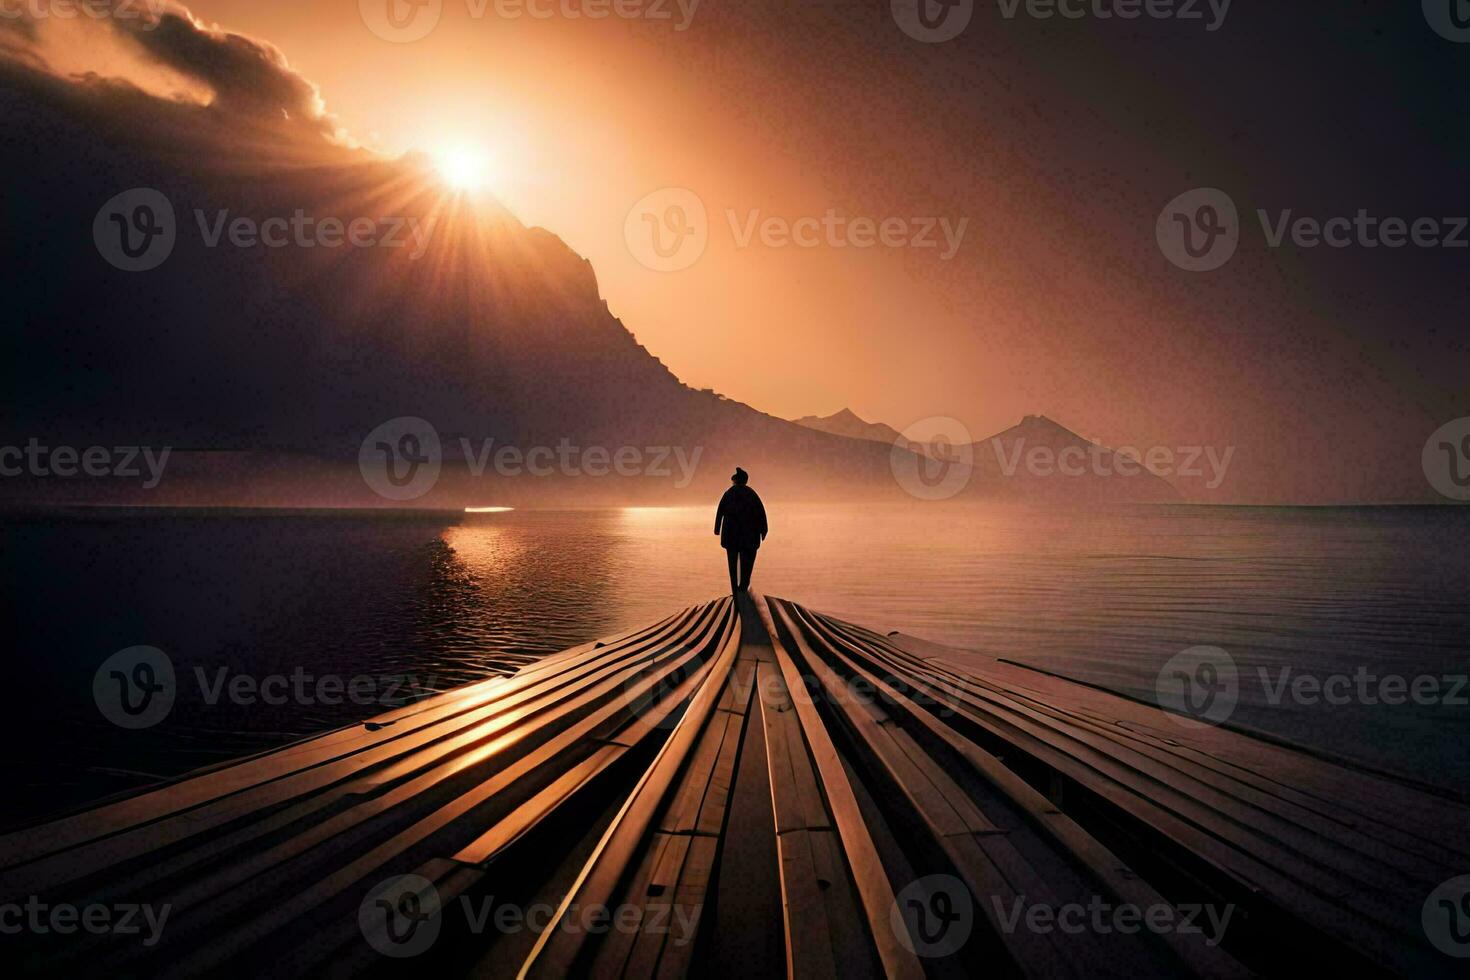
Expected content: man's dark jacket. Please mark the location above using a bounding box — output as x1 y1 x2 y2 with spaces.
715 485 768 552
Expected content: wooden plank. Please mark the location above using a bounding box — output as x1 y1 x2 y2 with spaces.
0 603 717 874
774 828 839 979
520 604 743 978
0 604 730 900
773 598 1200 980
87 605 738 977
803 603 1455 977
754 596 926 980
8 594 1459 978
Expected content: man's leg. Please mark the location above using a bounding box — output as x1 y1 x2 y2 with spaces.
739 548 756 591
726 548 740 594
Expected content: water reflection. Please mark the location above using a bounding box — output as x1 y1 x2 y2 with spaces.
3 503 1467 825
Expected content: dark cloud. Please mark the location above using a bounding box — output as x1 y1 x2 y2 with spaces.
110 5 339 138
0 1 343 143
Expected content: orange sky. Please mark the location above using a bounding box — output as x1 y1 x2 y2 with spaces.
145 2 1081 438
17 3 1468 502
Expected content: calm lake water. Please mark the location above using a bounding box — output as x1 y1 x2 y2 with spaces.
2 503 1467 825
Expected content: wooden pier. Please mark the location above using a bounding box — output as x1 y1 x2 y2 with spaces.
1 594 1464 977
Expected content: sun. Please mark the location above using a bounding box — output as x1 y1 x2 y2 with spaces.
435 145 492 192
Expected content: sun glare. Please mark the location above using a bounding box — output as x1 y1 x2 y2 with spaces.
436 146 492 191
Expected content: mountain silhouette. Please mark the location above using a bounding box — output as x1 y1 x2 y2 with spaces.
793 408 907 446
969 415 1178 502
0 56 1173 507
799 409 1177 502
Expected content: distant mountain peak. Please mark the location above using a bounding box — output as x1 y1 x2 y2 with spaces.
793 408 904 445
797 407 867 425
993 414 1094 445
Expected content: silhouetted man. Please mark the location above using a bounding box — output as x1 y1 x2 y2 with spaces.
714 467 767 594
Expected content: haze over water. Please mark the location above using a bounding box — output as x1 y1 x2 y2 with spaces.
3 503 1467 824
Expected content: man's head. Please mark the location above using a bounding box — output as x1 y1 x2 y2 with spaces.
731 467 748 486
